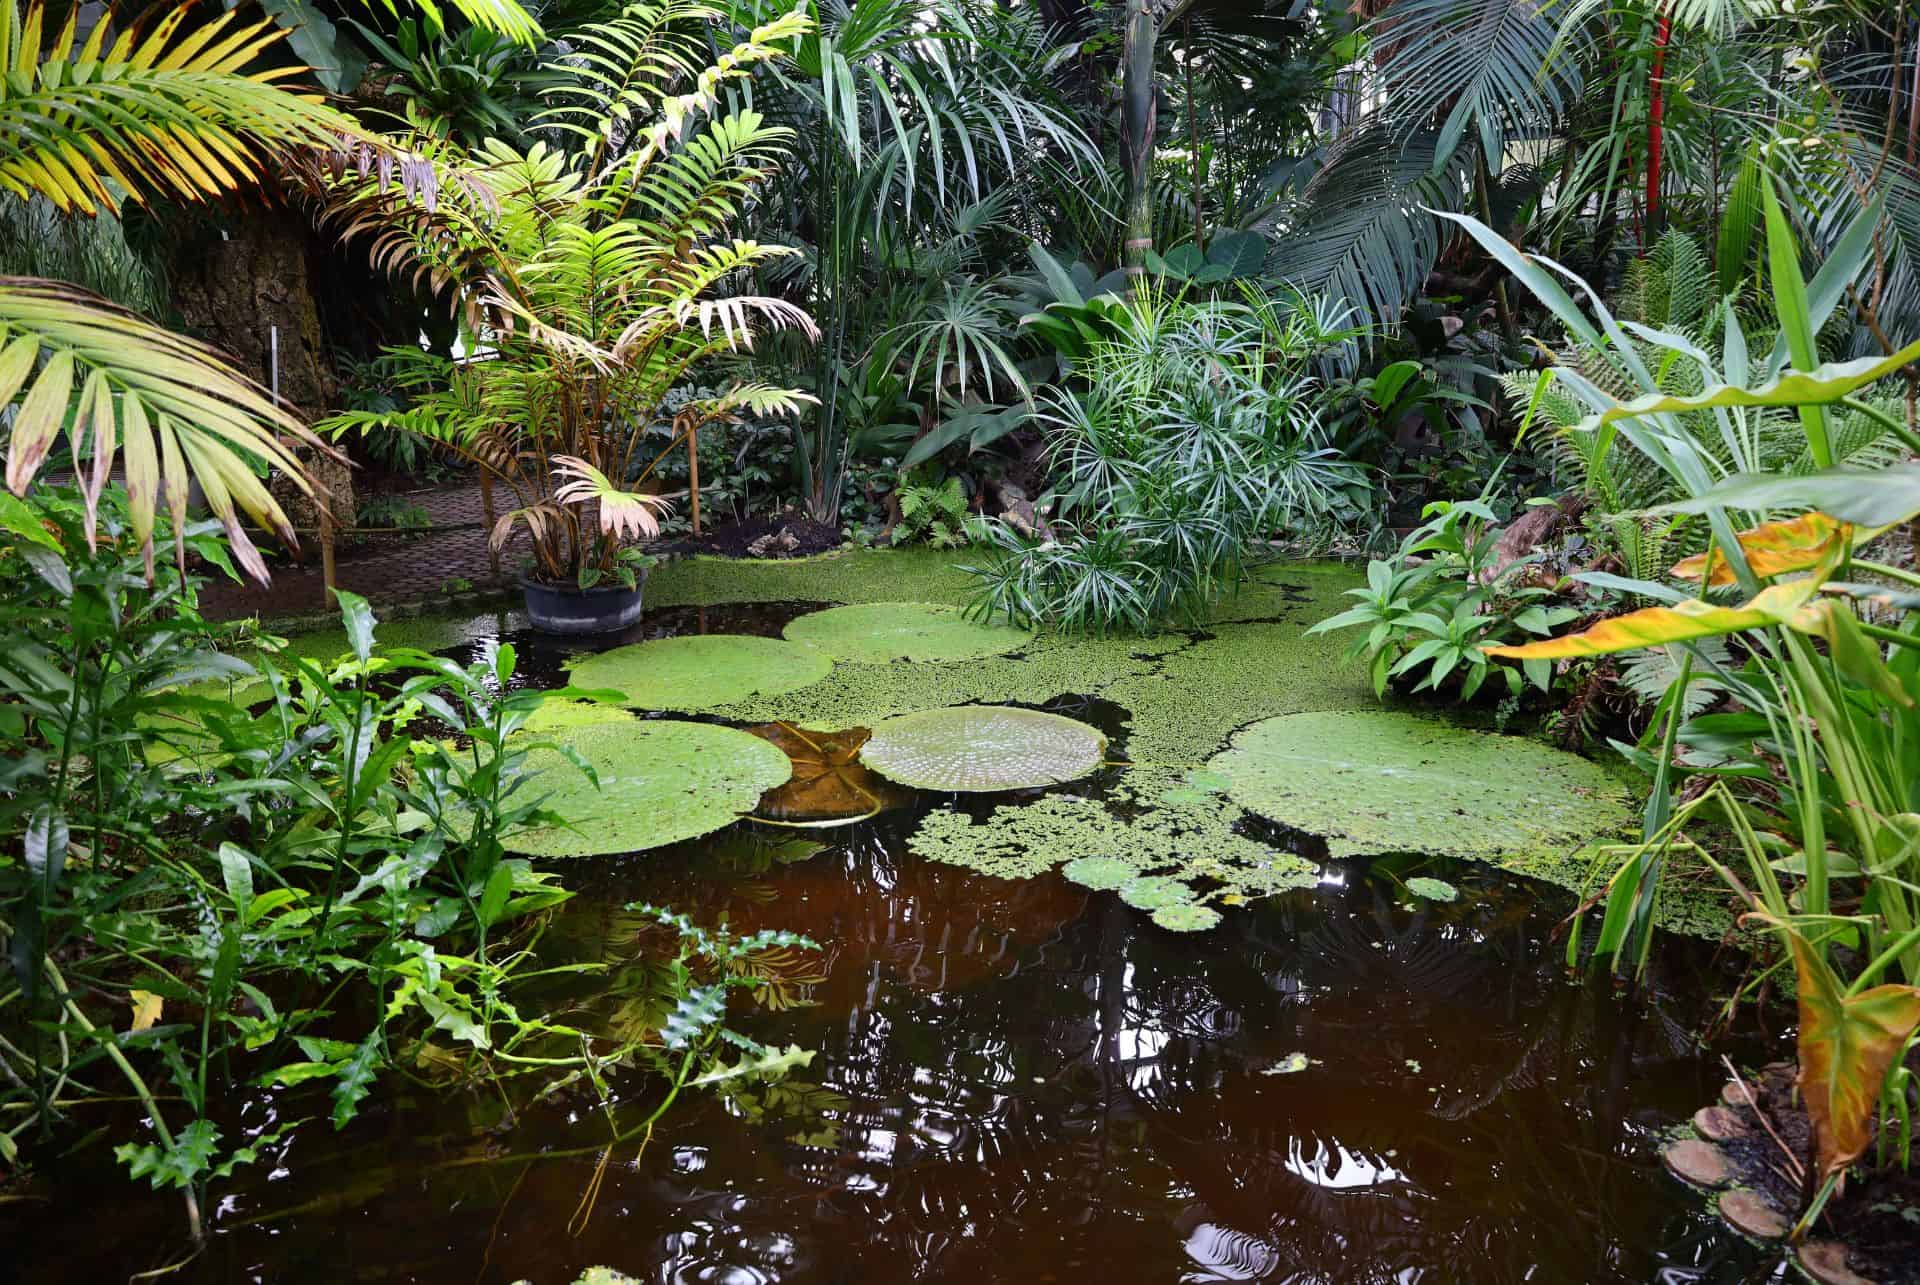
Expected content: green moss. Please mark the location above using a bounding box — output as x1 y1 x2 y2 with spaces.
565 635 834 711
1210 710 1635 862
860 706 1108 792
508 720 793 858
906 766 1316 914
647 548 976 609
519 698 635 735
783 602 1032 663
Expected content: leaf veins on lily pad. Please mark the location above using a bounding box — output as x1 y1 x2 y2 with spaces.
782 602 1033 664
1209 711 1633 860
860 705 1107 792
1405 876 1459 902
1061 855 1134 890
745 723 915 822
566 635 832 711
507 720 793 857
1118 876 1193 911
1151 903 1222 932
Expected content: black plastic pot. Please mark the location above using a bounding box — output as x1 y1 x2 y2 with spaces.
520 573 646 635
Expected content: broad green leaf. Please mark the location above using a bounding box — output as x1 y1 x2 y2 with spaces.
0 489 60 550
335 590 376 661
1662 465 1920 527
1585 341 1920 430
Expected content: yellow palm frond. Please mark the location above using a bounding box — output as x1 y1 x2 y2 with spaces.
0 277 339 582
0 0 357 215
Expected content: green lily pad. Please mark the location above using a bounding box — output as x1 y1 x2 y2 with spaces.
1061 855 1135 891
1405 876 1459 902
1209 710 1634 860
565 635 832 712
781 602 1033 663
859 705 1107 792
507 720 793 857
1117 876 1193 911
520 699 636 735
1152 903 1222 932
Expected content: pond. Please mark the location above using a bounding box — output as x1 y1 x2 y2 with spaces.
7 557 1787 1283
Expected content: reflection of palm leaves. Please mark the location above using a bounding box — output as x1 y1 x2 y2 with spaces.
729 944 828 1012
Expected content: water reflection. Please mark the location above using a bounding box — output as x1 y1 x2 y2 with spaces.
6 790 1785 1285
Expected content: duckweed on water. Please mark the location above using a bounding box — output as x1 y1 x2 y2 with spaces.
508 720 793 857
907 766 1317 920
782 601 1032 663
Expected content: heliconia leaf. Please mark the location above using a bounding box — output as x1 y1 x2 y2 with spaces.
1585 340 1920 431
1670 512 1884 586
1483 580 1819 659
1772 922 1920 1182
1790 598 1916 710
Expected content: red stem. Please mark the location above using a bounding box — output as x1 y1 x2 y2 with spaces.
1645 9 1671 246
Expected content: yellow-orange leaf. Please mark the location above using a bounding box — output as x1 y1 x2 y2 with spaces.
1483 581 1816 659
1785 930 1920 1181
129 989 162 1031
1671 513 1884 586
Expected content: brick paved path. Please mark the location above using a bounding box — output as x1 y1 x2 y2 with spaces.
201 481 523 621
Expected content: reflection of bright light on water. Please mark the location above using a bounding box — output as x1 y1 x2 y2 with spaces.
1283 1137 1406 1190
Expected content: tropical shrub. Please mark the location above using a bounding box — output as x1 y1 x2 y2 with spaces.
1310 489 1581 702
966 287 1367 634
313 0 818 589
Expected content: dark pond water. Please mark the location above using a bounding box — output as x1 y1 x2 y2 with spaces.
7 606 1795 1285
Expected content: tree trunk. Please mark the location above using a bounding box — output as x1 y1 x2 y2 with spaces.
1121 0 1159 277
167 205 354 555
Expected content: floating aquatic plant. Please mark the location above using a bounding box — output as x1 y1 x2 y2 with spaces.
782 601 1033 663
1405 877 1459 903
907 768 1315 928
508 720 793 857
859 705 1108 792
745 723 915 822
1210 710 1634 860
565 635 833 711
1151 903 1222 931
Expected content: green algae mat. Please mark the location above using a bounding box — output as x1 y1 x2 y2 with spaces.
783 601 1032 663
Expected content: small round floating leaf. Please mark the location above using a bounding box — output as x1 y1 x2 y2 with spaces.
1062 855 1135 891
782 602 1033 663
520 699 636 735
1118 876 1193 911
566 635 832 711
1405 876 1459 902
1209 710 1634 860
507 720 793 857
1152 903 1222 932
859 705 1108 792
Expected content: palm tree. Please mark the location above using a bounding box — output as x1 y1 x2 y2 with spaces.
0 0 542 581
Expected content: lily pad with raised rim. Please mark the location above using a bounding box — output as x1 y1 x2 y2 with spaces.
565 635 832 712
1209 710 1633 860
507 720 793 857
782 602 1033 664
859 705 1107 792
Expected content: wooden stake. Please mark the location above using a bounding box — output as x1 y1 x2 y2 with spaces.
687 421 702 536
479 470 501 575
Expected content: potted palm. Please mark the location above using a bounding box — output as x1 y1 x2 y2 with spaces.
315 1 816 632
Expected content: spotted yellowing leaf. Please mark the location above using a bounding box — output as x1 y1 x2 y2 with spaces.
1669 513 1882 586
1483 581 1818 659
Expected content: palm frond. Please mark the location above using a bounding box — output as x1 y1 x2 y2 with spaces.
1266 127 1465 328
0 277 334 581
1375 0 1583 157
0 0 356 215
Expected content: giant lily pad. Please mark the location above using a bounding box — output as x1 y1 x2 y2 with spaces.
565 635 832 711
859 705 1107 792
507 720 793 857
1209 710 1633 860
745 723 914 822
782 602 1032 663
